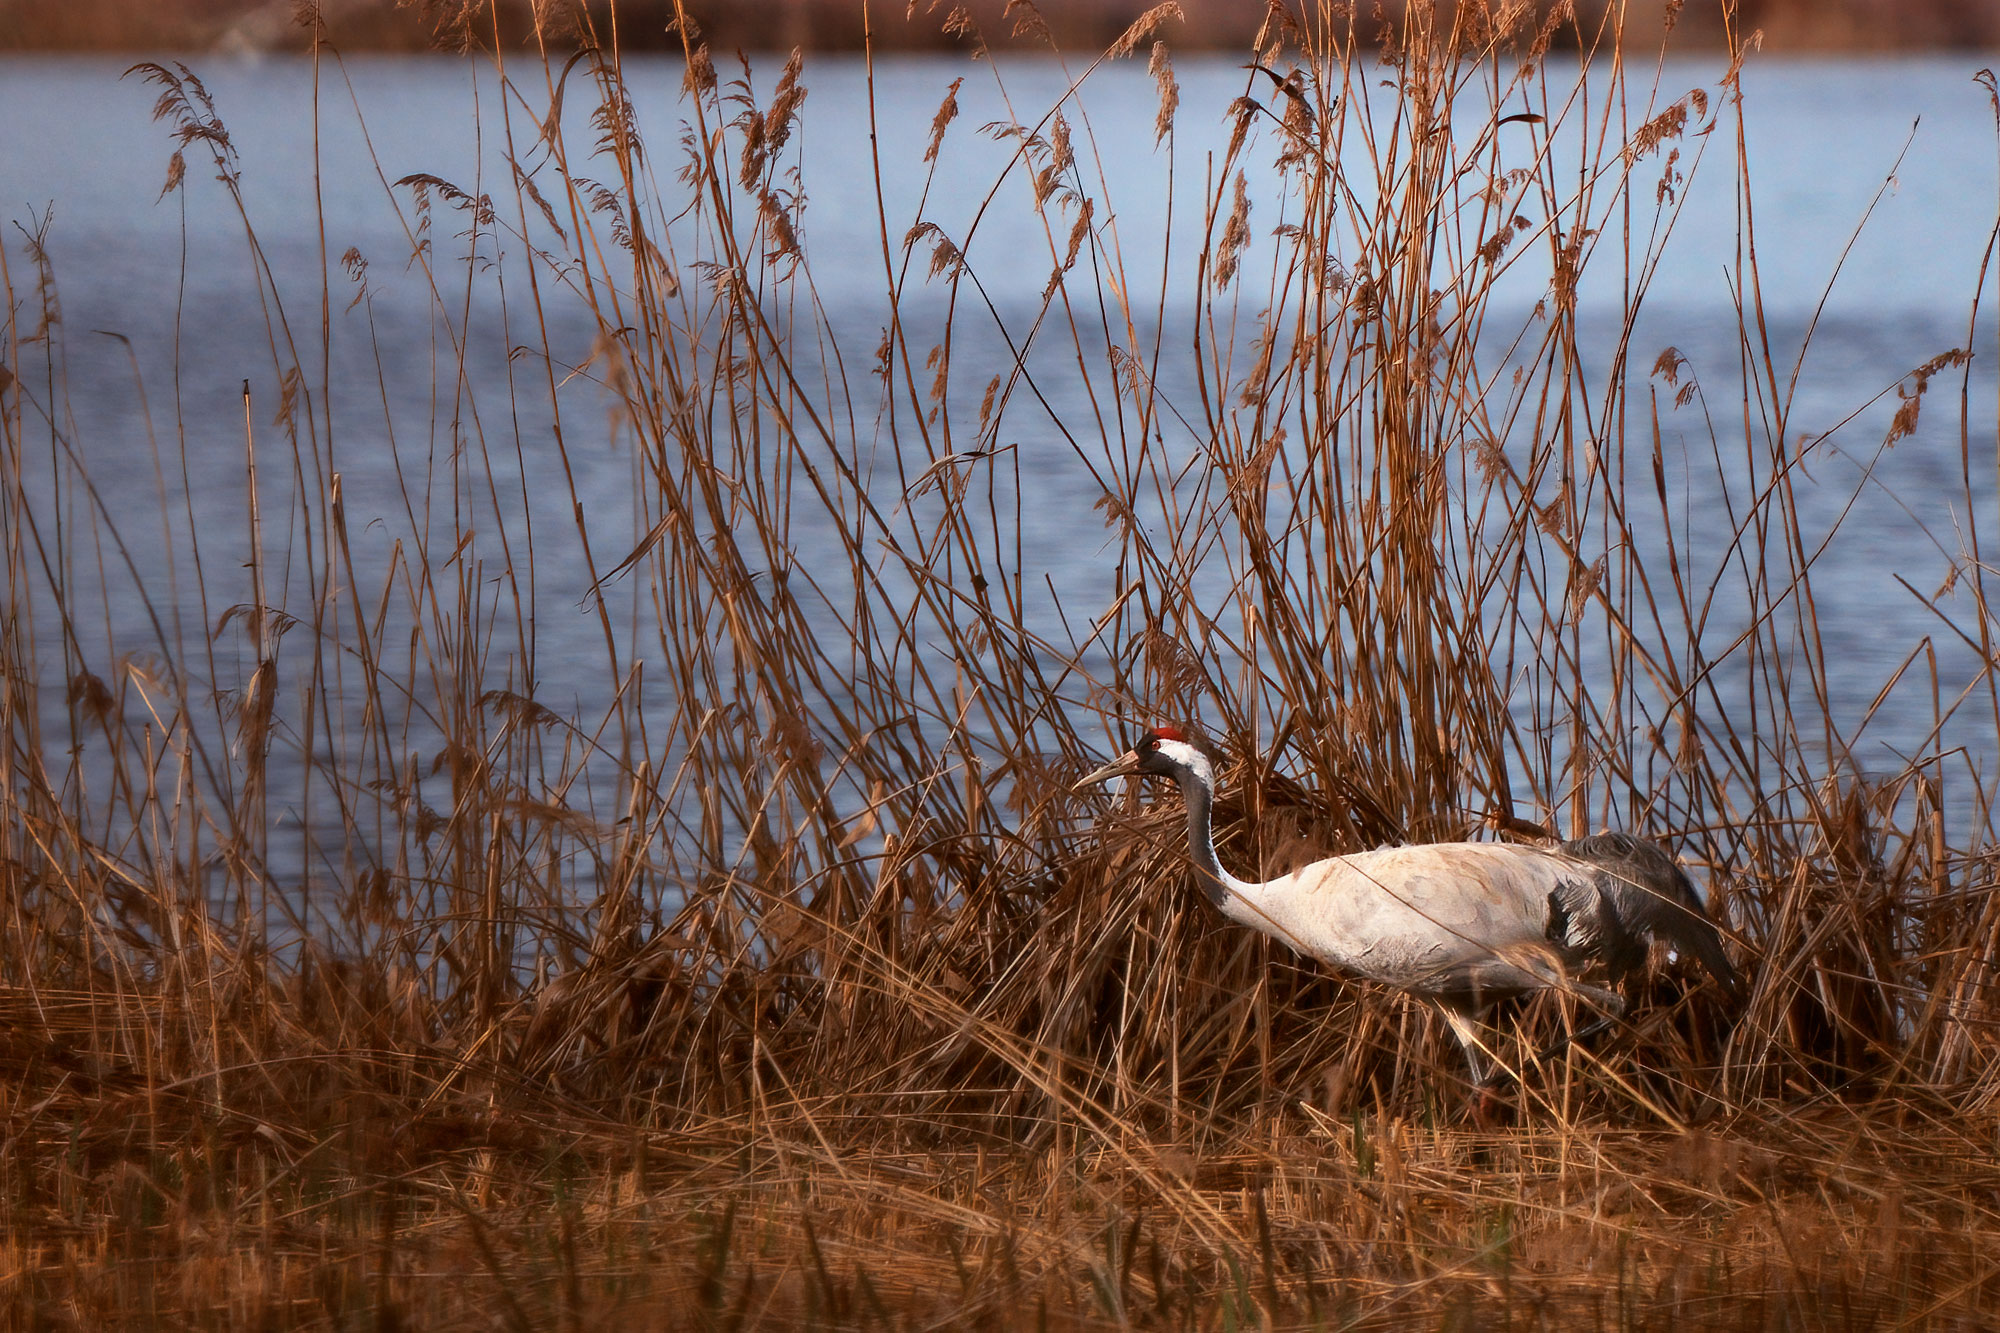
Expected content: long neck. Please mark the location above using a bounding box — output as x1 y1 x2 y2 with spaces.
1174 756 1268 928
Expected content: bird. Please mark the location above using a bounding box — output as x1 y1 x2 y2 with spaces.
1074 723 1742 1097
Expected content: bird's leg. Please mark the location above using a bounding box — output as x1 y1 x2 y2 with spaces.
1435 999 1489 1085
1435 998 1515 1122
1530 983 1627 1066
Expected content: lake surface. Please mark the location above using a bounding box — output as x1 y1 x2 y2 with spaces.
3 48 1998 885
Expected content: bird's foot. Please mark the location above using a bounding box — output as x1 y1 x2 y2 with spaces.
1468 1078 1515 1127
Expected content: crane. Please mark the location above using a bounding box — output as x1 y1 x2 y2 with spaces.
1074 724 1742 1098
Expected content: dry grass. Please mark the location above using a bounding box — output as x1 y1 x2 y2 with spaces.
4 0 2000 1325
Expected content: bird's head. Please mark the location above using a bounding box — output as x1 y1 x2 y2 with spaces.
1073 724 1208 791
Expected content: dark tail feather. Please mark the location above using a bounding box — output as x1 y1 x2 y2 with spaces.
1562 832 1744 1003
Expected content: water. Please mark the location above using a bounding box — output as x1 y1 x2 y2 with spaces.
3 49 1997 895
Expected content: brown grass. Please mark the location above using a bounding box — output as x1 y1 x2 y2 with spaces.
4 0 2000 1325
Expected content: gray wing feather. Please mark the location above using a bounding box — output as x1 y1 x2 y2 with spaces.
1559 832 1742 999
1545 877 1645 976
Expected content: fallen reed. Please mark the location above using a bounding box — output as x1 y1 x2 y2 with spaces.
3 0 1999 1325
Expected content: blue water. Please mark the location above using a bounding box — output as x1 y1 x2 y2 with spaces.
3 48 1997 893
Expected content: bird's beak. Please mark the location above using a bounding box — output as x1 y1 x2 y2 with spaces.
1073 750 1141 792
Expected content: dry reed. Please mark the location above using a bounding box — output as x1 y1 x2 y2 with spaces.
3 0 2000 1325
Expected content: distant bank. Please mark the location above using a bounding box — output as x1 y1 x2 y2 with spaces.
4 0 1996 56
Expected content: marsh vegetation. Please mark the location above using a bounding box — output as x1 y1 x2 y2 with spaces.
5 0 2000 1325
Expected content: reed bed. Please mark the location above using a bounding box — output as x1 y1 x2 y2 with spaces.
4 0 2000 1324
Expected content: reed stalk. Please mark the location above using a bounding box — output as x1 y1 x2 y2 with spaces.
2 0 1997 1324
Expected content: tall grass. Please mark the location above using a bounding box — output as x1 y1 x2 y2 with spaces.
5 0 2000 1324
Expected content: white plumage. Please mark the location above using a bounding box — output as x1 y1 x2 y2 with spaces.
1075 724 1741 1090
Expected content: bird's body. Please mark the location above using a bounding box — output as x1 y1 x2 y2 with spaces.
1217 840 1620 999
1076 725 1741 1089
